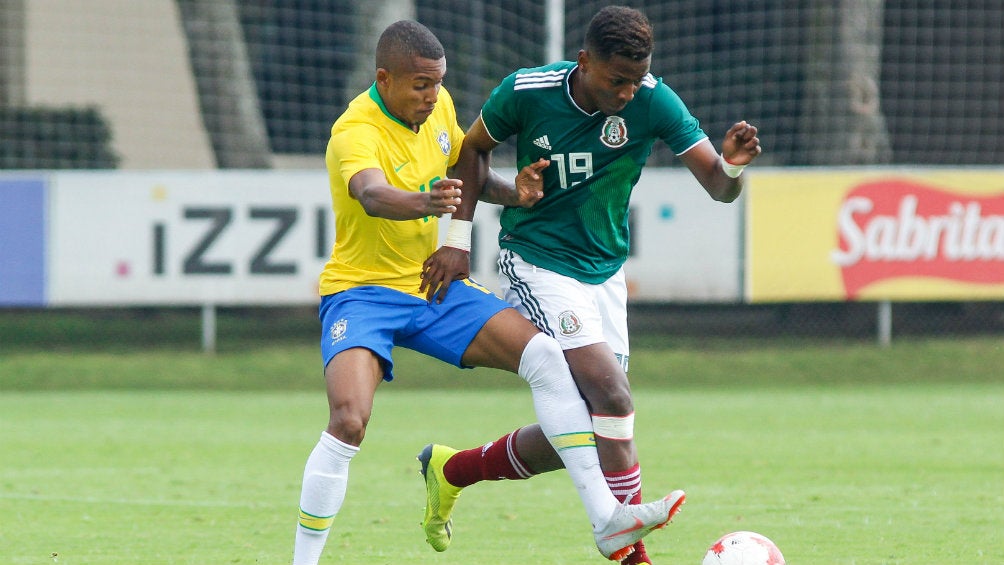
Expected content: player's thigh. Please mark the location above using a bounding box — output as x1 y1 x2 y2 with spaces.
462 308 539 372
319 286 414 381
322 346 385 443
498 249 606 349
567 271 632 411
401 278 514 370
499 253 632 408
595 268 630 370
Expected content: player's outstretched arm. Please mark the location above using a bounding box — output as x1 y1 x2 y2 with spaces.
481 159 547 208
680 121 761 203
349 168 461 220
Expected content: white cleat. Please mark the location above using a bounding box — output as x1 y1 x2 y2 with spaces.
593 490 686 561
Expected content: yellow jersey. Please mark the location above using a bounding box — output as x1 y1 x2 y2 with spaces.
319 83 465 298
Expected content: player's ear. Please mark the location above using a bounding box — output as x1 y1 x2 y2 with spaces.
576 49 589 70
375 67 390 86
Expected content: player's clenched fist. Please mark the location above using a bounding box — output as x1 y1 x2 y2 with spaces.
426 178 463 217
721 121 761 166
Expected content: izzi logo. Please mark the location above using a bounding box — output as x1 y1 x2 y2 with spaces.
830 179 1004 298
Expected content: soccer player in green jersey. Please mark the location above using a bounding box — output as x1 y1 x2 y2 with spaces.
419 6 761 564
292 18 686 565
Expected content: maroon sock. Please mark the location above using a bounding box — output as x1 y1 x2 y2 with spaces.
604 462 642 503
442 428 536 488
604 463 647 564
621 539 651 565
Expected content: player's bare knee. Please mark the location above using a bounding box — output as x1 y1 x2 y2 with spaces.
584 379 634 416
327 412 368 446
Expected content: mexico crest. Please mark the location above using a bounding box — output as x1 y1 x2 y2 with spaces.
558 310 583 336
599 116 628 148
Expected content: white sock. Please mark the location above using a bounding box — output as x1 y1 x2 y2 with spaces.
519 333 618 529
292 431 359 565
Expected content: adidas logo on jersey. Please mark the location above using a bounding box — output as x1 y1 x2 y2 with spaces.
533 135 552 150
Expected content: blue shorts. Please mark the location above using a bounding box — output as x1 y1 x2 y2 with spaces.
319 279 510 381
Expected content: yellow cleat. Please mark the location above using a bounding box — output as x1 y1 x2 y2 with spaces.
417 443 463 552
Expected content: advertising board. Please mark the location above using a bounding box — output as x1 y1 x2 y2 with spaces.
747 170 1004 301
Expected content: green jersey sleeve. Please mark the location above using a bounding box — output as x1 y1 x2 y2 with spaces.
649 76 707 154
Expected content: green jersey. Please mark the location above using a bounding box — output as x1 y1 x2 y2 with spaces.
481 61 707 283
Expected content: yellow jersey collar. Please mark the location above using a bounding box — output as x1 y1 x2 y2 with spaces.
368 82 417 133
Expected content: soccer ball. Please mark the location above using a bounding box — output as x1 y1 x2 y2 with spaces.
702 531 785 565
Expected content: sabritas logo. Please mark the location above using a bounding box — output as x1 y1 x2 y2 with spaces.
830 179 1004 298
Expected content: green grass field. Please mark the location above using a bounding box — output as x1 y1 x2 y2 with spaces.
1 310 1003 564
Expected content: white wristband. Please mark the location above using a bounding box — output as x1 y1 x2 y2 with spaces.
721 154 747 178
443 219 473 252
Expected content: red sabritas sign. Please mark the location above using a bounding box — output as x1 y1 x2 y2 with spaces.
830 179 1004 298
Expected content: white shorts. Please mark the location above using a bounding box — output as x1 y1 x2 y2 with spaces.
498 249 630 371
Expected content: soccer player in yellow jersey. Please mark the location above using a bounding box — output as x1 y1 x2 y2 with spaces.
291 20 685 565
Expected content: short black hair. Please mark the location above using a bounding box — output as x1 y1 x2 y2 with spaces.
375 20 445 71
584 6 653 62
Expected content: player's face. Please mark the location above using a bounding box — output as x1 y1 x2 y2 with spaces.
378 55 446 130
578 52 651 115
